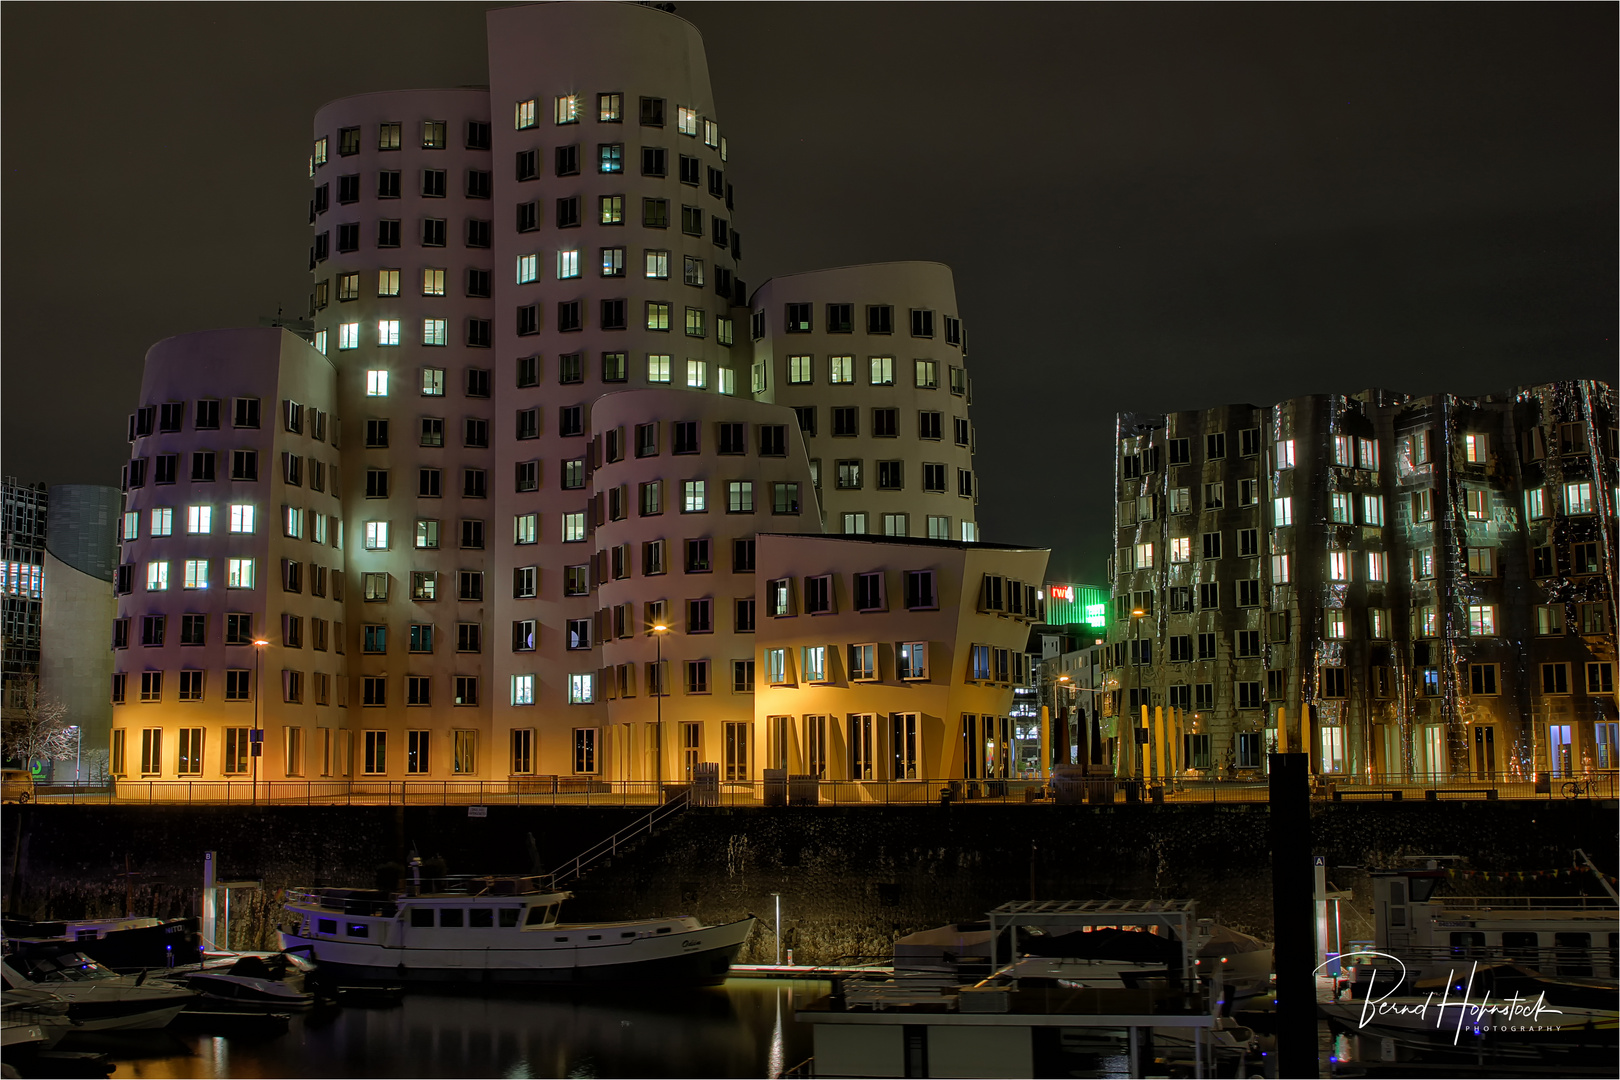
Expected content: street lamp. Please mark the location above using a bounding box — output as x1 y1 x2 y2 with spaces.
650 623 668 784
68 726 81 786
252 638 270 804
1130 607 1147 782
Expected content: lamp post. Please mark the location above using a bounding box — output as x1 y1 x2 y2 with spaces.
650 623 668 784
252 638 269 804
1130 607 1146 782
1056 673 1072 769
69 726 81 786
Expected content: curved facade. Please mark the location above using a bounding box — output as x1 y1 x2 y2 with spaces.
40 484 120 775
110 328 344 780
750 263 977 542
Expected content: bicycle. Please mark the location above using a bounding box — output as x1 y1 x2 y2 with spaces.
1561 779 1592 799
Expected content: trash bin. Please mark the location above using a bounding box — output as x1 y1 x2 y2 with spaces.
1085 779 1116 804
1149 784 1165 805
1534 772 1551 794
789 774 820 806
1124 779 1143 804
763 769 787 807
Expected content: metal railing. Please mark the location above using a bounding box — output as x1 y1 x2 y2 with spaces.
22 770 1618 807
549 787 689 887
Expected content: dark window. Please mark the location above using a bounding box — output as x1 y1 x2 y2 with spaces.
555 144 580 176
516 202 538 232
867 305 893 334
559 407 584 437
466 219 491 248
832 407 858 437
466 121 491 150
465 170 491 199
759 425 787 456
556 197 581 229
642 147 667 176
910 309 934 337
640 96 665 126
600 299 627 330
467 319 492 348
718 422 746 454
467 268 491 298
556 301 582 332
873 409 898 438
679 155 700 185
785 303 812 333
643 198 669 228
826 303 853 333
422 218 447 247
337 175 360 204
377 171 401 199
673 421 700 454
555 354 580 385
516 149 538 181
422 169 447 198
794 407 816 436
466 368 491 398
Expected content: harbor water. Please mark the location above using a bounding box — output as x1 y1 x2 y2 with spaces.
98 979 827 1079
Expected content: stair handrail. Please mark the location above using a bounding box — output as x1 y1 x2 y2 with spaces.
548 787 691 887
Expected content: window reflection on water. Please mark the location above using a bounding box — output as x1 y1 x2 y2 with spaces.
99 980 824 1080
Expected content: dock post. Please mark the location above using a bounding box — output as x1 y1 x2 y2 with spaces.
1270 752 1316 1078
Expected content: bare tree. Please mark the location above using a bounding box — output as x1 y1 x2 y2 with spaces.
2 676 76 772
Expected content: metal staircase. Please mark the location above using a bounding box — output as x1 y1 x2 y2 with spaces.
548 788 691 888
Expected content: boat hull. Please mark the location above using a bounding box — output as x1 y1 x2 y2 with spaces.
279 917 754 986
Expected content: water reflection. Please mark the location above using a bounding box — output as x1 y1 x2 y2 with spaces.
102 980 825 1080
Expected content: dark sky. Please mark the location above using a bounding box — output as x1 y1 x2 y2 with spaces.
4 3 1614 582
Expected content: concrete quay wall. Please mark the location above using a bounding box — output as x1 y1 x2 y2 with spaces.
4 802 1613 964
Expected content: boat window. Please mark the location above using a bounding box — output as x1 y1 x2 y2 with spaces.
499 909 520 928
1555 932 1592 977
1502 931 1538 963
75 929 99 941
469 908 494 928
317 919 337 935
622 931 636 938
657 927 671 934
410 908 435 928
554 936 568 943
526 906 548 926
1448 932 1485 957
346 923 369 938
440 909 465 928
587 935 602 941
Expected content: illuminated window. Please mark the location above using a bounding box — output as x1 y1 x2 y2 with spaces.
150 507 173 537
869 356 894 386
1134 542 1154 568
568 674 594 704
554 95 579 125
601 247 625 277
599 196 623 224
1565 482 1593 514
145 561 169 591
515 99 536 129
183 559 208 589
1468 604 1497 636
364 521 390 550
422 318 447 347
378 269 400 297
1329 493 1352 523
677 106 698 136
1276 439 1295 468
828 356 854 384
421 367 445 396
366 370 388 396
377 320 400 346
684 307 705 338
645 249 669 279
703 119 719 147
558 250 581 279
683 481 706 513
1465 489 1488 520
1325 610 1346 639
1270 553 1290 582
647 354 671 383
1328 551 1349 581
1465 432 1487 462
1358 438 1380 469
1273 497 1292 526
717 368 735 395
788 356 812 384
1332 435 1352 466
513 513 537 545
915 360 938 389
1366 551 1386 581
511 674 535 706
1362 495 1384 526
227 558 255 588
516 253 538 284
1170 537 1191 562
562 512 586 542
314 330 327 354
1536 605 1564 635
338 323 359 350
1525 487 1546 519
646 301 670 331
686 359 707 388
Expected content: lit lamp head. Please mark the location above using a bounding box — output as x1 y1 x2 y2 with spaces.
1131 608 1145 618
651 624 668 634
252 638 270 647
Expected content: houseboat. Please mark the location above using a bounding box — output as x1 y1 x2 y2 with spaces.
278 871 753 985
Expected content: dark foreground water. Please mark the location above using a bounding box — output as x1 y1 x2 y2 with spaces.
98 979 827 1079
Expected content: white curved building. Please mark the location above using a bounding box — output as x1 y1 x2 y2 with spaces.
750 263 978 542
106 3 1047 790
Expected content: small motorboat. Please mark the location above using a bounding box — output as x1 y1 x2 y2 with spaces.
0 948 195 1033
2 987 75 1053
156 952 317 1009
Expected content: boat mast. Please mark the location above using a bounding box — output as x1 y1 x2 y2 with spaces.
1574 848 1619 904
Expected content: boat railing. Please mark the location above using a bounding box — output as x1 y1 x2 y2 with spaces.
1426 896 1620 913
1349 943 1619 978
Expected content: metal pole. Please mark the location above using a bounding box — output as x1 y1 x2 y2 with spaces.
253 645 262 805
773 892 781 966
654 630 663 784
73 727 81 785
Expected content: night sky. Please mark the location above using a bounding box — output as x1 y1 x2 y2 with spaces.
3 3 1613 582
